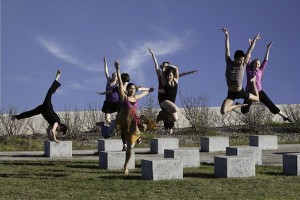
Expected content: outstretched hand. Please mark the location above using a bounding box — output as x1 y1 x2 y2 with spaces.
221 27 229 36
267 41 273 48
148 47 154 54
114 60 119 70
250 76 256 83
103 56 107 63
149 87 155 93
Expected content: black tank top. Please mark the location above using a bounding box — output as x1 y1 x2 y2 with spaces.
163 81 178 103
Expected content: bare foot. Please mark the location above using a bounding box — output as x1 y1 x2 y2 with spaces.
56 70 61 81
124 165 129 175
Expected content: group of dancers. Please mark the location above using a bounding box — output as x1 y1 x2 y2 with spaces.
12 27 292 175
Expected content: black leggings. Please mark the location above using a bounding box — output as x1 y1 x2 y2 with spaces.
16 80 61 125
241 90 280 115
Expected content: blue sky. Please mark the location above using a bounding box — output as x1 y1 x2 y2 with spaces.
1 0 300 112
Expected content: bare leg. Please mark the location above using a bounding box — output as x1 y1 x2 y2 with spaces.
160 100 179 122
124 147 132 175
221 99 247 115
104 113 111 126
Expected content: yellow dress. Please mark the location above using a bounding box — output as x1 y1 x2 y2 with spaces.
116 98 144 145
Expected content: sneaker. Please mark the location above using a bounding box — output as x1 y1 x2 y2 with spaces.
283 117 293 123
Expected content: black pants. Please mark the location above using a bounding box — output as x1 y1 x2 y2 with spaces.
241 90 280 115
16 80 61 125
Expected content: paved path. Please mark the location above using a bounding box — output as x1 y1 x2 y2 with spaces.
0 144 299 166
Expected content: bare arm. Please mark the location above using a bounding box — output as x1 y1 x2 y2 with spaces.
245 33 261 64
51 122 60 144
96 91 112 95
222 27 230 59
264 42 273 61
179 70 198 77
148 47 161 78
114 60 126 102
135 87 155 100
104 56 110 80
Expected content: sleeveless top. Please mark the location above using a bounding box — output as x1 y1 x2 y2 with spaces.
121 97 138 110
106 82 119 102
225 57 246 87
163 81 178 103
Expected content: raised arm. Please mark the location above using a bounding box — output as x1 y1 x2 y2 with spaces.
245 33 261 64
264 42 273 61
114 60 126 102
148 47 161 78
222 27 230 60
104 56 110 80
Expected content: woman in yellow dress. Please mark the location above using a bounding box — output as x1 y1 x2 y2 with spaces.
114 60 154 175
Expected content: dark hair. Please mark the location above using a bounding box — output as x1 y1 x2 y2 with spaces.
164 67 176 77
121 73 130 82
59 123 68 135
234 50 245 60
159 61 170 69
126 83 137 91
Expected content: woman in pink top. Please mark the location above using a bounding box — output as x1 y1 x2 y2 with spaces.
242 42 292 122
114 60 154 175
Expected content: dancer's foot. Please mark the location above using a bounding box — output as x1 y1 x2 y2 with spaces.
122 144 127 151
136 137 142 145
56 70 61 81
283 117 293 123
235 102 248 108
124 165 129 175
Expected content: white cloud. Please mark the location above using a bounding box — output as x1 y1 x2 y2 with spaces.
36 36 100 72
118 31 193 83
7 75 30 82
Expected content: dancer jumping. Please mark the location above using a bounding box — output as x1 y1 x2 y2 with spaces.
241 41 292 122
12 70 67 143
148 47 197 134
220 27 260 115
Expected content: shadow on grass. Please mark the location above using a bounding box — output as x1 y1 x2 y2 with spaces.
0 172 68 178
0 161 56 166
66 164 99 170
183 172 215 179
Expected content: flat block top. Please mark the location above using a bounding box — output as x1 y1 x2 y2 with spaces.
227 146 261 149
214 156 254 160
201 136 229 139
249 135 277 138
142 158 181 162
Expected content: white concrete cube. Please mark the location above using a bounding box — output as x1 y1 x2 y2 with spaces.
200 136 229 152
98 139 123 152
150 138 179 154
141 158 183 180
99 151 135 170
226 146 262 165
214 156 255 178
283 153 300 176
249 135 278 150
44 141 72 157
164 149 200 168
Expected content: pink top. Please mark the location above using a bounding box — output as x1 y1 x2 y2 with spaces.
245 59 267 92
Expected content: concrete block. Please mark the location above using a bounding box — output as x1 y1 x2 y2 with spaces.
99 151 135 170
200 136 229 152
141 158 183 180
226 146 262 165
214 156 255 178
249 135 278 150
150 138 179 154
98 139 123 152
283 153 300 176
164 149 200 168
44 141 72 157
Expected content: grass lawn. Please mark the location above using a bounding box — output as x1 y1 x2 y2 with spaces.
0 160 300 200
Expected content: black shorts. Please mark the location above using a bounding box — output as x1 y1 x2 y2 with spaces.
101 101 119 113
226 88 250 100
